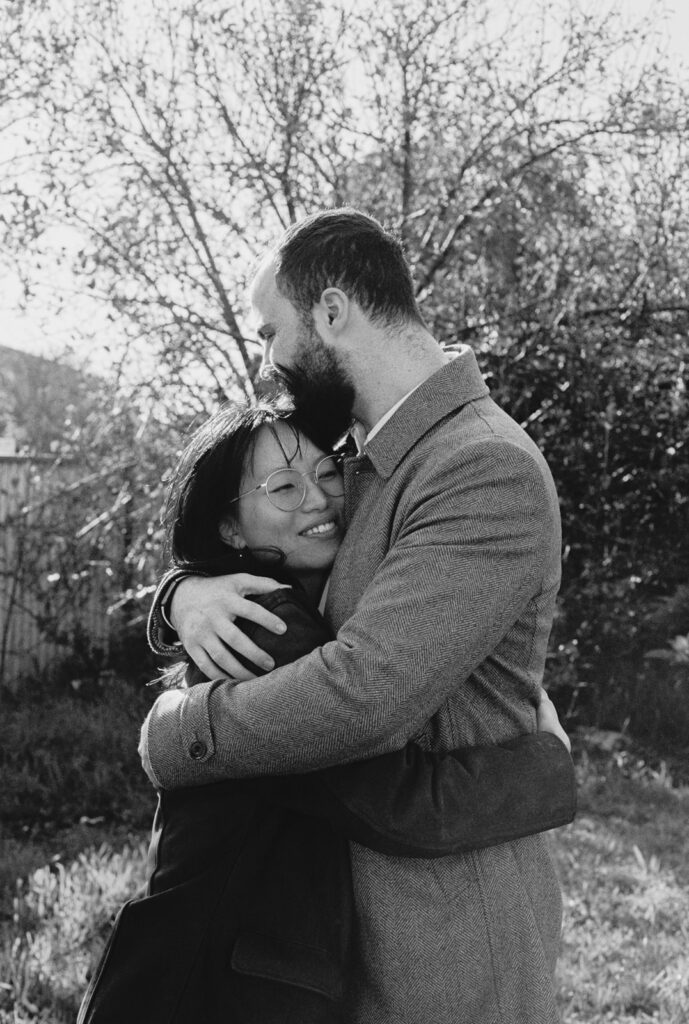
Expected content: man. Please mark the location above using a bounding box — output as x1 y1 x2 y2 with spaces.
143 209 567 1022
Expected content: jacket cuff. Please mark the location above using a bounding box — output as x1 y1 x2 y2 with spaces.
143 681 224 789
147 568 202 656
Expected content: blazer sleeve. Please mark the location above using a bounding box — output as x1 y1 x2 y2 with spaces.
142 440 562 783
203 592 576 856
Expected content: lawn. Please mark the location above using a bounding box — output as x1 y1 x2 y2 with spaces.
1 743 688 1023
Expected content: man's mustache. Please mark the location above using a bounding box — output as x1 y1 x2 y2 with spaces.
261 362 299 392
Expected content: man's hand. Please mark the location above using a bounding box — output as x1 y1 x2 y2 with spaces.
170 573 289 680
536 689 571 753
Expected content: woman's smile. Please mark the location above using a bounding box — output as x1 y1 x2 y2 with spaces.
300 518 340 538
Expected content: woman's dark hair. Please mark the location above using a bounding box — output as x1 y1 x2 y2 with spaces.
273 207 425 329
163 400 324 572
158 400 326 690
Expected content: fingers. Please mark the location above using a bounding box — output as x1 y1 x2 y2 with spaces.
170 572 291 677
234 594 288 637
187 642 256 683
536 690 571 753
235 573 291 596
171 574 288 635
207 620 277 675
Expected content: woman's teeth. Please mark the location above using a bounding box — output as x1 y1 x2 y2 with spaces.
302 520 336 537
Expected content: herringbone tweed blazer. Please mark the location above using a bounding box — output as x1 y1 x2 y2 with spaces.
144 346 564 1023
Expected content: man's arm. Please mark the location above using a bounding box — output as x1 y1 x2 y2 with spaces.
142 440 561 787
156 591 575 855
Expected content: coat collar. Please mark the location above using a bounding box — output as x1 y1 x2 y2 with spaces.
362 345 489 479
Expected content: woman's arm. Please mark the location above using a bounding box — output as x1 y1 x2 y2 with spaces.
226 590 575 857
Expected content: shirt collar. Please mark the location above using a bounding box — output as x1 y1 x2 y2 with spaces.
349 385 421 455
361 344 489 479
365 384 423 444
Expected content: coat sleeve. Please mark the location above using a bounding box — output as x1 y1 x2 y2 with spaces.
142 440 562 785
221 594 576 856
146 567 197 656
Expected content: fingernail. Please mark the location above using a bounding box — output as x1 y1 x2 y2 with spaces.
262 657 275 670
276 622 287 634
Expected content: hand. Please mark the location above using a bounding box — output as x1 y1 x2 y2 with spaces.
536 689 571 753
170 573 289 680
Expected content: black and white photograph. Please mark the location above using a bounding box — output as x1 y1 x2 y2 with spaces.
0 1 688 1021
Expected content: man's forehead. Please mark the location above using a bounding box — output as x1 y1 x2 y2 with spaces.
248 259 279 319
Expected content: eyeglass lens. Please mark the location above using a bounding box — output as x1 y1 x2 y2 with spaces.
265 457 344 511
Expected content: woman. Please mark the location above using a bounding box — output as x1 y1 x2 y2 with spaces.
79 402 575 1024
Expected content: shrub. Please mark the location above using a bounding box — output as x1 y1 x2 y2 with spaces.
0 841 147 1023
0 686 156 833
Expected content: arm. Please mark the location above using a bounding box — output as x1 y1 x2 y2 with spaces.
193 591 575 856
284 734 575 856
143 441 560 784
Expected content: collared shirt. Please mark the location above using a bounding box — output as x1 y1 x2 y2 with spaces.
364 384 423 444
325 384 425 608
349 384 423 454
352 351 460 453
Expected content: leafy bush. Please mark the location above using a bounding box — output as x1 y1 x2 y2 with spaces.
483 323 689 738
0 686 156 832
0 841 147 1024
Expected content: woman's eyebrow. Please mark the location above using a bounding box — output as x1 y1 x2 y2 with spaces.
258 453 330 477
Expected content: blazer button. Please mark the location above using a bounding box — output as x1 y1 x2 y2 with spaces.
189 739 207 759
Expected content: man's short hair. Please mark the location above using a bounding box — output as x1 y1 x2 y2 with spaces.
273 208 424 328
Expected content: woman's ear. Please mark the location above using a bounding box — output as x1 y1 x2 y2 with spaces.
218 517 246 549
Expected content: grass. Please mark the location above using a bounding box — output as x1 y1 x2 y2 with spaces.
553 746 689 1022
0 687 154 834
1 744 688 1023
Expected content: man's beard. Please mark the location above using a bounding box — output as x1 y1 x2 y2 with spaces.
271 322 356 451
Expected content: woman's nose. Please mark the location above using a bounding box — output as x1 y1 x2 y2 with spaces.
301 474 329 510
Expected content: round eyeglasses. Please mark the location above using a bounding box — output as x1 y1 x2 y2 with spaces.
229 456 344 512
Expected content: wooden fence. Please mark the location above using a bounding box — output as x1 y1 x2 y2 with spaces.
0 455 116 691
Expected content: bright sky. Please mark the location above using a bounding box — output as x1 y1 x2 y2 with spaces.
1 0 687 364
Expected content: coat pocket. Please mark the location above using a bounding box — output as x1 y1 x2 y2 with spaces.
231 930 342 1001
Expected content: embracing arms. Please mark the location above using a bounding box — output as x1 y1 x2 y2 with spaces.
142 441 566 784
232 590 575 856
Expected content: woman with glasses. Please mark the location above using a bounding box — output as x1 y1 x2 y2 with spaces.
79 402 574 1024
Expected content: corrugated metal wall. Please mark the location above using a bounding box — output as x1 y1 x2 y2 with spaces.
0 456 113 691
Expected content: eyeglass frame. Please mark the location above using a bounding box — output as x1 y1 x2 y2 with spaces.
227 455 344 512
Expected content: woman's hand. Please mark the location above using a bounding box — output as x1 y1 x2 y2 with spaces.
170 573 289 680
536 689 571 753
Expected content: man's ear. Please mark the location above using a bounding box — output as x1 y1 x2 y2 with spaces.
313 287 349 338
218 517 245 549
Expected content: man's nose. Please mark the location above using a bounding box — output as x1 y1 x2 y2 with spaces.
259 345 273 377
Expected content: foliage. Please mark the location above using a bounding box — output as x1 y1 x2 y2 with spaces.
0 686 156 831
0 0 688 736
0 841 148 1024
